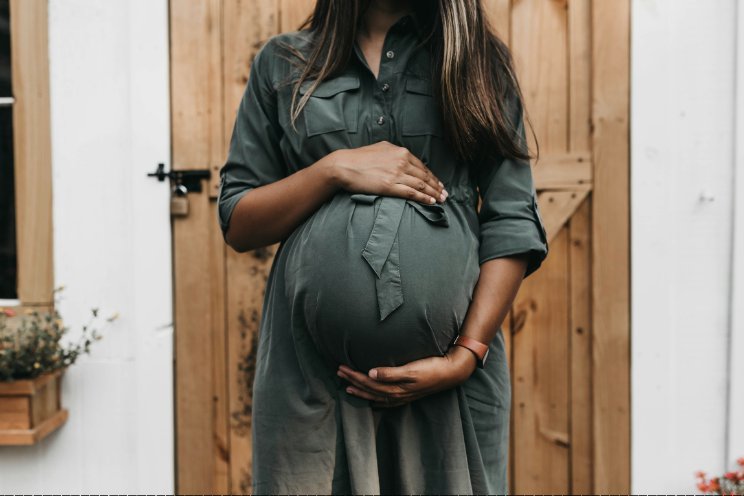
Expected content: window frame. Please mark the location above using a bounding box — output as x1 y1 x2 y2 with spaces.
0 0 53 311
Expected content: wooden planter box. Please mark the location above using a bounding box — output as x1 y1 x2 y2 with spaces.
0 369 69 445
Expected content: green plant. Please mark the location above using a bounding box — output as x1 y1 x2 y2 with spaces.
0 286 118 381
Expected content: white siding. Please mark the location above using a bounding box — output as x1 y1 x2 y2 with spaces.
728 0 744 468
0 0 173 492
632 0 742 493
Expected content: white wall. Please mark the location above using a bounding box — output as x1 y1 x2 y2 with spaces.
0 0 173 492
632 0 742 493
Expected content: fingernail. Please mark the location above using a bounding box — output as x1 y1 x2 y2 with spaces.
430 196 436 204
346 387 353 394
438 181 444 187
369 369 378 379
439 193 446 202
443 188 449 197
337 370 343 377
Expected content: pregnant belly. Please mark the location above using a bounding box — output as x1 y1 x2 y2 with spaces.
283 191 481 373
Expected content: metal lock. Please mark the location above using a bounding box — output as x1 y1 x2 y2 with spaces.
170 183 189 217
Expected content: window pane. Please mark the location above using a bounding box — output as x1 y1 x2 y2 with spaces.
0 0 9 96
0 0 15 299
0 107 16 299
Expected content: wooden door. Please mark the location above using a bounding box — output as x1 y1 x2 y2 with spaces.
169 1 630 494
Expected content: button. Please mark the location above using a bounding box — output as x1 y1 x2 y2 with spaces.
381 83 390 92
386 50 395 59
377 115 385 125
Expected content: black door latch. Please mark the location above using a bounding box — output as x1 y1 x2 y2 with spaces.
147 162 211 193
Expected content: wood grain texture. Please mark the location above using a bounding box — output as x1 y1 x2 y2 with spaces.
591 0 630 492
569 197 594 493
568 0 592 152
511 226 571 495
538 189 590 243
222 2 280 492
533 153 592 190
170 1 227 493
9 0 54 306
279 0 315 33
511 0 569 155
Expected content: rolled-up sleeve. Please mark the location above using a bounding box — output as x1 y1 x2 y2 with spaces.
217 38 287 241
475 91 549 278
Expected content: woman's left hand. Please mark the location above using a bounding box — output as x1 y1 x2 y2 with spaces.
337 345 478 407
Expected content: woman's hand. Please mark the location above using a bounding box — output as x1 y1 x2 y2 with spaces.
328 141 448 205
337 345 478 407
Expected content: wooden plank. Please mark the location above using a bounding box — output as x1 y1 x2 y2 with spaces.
209 206 230 496
569 196 593 493
221 1 280 492
279 0 315 33
512 226 571 495
511 0 569 155
171 0 224 173
9 0 54 305
483 0 511 43
533 153 592 190
0 369 61 395
0 408 68 445
0 397 30 430
538 189 590 243
225 245 277 494
568 0 592 152
591 0 630 492
170 1 226 493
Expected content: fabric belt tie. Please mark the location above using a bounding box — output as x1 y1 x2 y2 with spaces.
350 193 450 321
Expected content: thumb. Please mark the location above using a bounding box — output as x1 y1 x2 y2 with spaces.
369 365 411 383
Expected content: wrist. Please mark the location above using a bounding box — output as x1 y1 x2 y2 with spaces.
318 149 347 190
446 344 478 380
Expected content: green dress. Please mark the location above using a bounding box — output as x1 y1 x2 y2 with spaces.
217 11 548 495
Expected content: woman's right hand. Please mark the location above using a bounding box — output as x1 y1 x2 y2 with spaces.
327 141 448 204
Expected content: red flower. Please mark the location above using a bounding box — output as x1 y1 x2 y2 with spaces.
696 481 708 492
737 456 744 467
695 470 707 479
724 471 737 481
2 308 15 317
709 478 721 492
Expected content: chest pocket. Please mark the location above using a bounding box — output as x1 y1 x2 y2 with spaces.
299 75 360 137
401 76 445 137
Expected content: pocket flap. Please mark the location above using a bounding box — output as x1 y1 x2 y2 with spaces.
299 75 361 97
404 76 434 96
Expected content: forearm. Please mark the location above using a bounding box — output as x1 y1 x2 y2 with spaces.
225 152 342 252
457 254 530 358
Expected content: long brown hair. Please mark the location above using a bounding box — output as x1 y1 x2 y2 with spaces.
275 0 538 166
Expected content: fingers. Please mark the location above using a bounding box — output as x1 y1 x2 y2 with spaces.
393 171 445 204
403 151 447 198
338 365 406 396
389 183 439 205
369 366 414 383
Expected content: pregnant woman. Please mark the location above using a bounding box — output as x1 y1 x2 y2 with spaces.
218 0 549 493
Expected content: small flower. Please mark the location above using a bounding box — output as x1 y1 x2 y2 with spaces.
2 308 16 317
724 471 738 481
696 481 708 492
695 470 707 479
737 457 744 467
